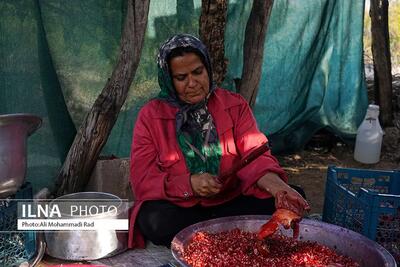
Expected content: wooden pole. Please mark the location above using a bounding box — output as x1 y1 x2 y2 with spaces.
54 0 150 196
237 0 274 108
370 0 393 126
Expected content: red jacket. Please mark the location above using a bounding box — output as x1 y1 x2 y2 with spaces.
128 88 287 248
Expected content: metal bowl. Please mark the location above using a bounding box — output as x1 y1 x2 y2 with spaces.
44 192 129 261
0 113 42 198
171 215 397 267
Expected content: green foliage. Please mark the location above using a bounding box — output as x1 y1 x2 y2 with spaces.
364 1 400 69
389 1 400 68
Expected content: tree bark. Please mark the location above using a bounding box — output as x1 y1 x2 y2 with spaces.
237 0 274 108
370 0 393 126
54 0 150 197
199 0 228 86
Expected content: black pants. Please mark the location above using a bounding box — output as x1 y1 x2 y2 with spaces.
137 185 305 247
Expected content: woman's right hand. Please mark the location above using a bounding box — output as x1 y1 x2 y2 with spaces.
190 172 222 197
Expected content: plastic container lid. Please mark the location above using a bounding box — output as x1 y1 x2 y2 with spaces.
368 104 380 111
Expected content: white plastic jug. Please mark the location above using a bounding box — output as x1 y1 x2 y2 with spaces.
354 104 384 164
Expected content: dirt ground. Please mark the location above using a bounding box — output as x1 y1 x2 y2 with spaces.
276 75 400 215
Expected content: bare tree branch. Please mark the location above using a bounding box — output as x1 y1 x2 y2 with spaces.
54 0 150 196
238 0 274 108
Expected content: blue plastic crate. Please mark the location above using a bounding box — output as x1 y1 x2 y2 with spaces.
0 183 36 267
323 166 400 263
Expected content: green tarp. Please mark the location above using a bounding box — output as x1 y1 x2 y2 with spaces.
0 0 367 193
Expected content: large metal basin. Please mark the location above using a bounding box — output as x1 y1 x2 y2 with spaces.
171 215 396 267
44 192 129 261
0 113 42 198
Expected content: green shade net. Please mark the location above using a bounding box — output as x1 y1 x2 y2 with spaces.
0 0 367 193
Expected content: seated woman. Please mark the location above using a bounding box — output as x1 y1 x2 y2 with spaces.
128 34 309 248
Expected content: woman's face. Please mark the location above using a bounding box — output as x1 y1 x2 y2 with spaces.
169 52 210 104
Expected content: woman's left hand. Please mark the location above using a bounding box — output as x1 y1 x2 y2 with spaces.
256 173 310 240
256 172 310 216
274 189 310 216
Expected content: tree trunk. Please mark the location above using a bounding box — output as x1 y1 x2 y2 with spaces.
237 0 274 108
54 0 150 197
370 0 393 126
199 0 228 86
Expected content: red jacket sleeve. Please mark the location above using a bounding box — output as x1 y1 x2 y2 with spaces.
230 95 288 198
130 106 194 203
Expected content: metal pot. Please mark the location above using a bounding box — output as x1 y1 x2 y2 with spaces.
171 215 397 267
44 192 129 261
0 113 42 198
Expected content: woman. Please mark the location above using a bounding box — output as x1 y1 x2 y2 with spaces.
128 34 309 248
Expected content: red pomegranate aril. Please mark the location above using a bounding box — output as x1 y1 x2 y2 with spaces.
181 228 359 267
